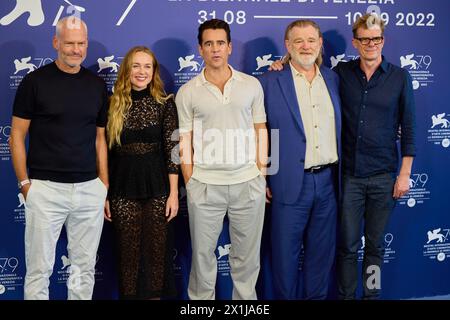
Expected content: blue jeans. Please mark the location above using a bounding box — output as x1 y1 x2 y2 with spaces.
337 173 396 300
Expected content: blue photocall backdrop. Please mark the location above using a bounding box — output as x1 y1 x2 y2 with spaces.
0 0 449 300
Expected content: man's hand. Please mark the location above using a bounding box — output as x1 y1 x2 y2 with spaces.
21 183 31 200
180 131 194 187
268 60 284 71
183 173 193 186
393 174 410 199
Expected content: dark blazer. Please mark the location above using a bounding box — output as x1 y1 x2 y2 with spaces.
259 64 342 204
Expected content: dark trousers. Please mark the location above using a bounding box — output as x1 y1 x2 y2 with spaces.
337 173 396 300
271 167 337 299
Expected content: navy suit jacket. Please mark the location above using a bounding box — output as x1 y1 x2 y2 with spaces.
259 64 341 205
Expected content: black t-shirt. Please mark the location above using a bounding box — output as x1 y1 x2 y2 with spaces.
13 62 108 183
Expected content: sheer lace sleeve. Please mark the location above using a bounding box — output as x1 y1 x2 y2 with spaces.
162 97 180 174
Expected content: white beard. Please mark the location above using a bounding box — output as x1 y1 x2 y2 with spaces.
290 51 317 68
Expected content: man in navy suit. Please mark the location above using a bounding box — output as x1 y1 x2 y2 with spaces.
259 19 341 299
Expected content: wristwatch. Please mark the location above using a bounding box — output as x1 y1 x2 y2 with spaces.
18 179 30 189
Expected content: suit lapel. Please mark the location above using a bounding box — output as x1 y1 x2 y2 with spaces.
278 66 305 135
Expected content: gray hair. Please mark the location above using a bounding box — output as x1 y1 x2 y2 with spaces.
352 13 385 37
55 16 88 38
284 19 323 67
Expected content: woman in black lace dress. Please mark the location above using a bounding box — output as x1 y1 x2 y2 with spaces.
105 46 179 299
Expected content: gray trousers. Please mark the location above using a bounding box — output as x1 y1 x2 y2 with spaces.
186 175 266 300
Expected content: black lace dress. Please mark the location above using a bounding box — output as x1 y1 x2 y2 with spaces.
108 88 179 299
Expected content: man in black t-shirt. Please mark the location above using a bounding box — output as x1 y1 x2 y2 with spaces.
9 16 109 300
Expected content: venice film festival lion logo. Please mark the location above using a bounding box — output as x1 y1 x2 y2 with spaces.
0 0 85 27
13 57 37 74
0 0 44 26
400 54 419 70
178 54 202 72
427 112 450 148
97 56 120 73
12 56 54 76
400 53 433 90
252 53 283 76
330 54 347 69
329 53 360 69
424 228 449 262
217 244 231 260
431 113 450 129
255 54 275 71
427 228 447 244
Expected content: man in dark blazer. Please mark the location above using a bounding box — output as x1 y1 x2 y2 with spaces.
259 19 341 299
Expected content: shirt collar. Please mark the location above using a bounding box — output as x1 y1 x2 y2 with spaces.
379 56 389 72
197 64 241 86
353 55 389 73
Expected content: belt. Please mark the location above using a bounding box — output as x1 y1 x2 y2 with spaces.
304 163 334 174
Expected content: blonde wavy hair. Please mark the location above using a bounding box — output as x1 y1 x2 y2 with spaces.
107 46 169 148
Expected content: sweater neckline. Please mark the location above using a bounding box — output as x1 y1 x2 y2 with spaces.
131 88 150 100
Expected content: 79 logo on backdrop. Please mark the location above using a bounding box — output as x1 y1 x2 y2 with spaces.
398 173 431 208
423 227 450 263
0 257 22 295
9 56 53 90
399 53 434 90
0 124 11 161
0 257 18 274
329 53 359 69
